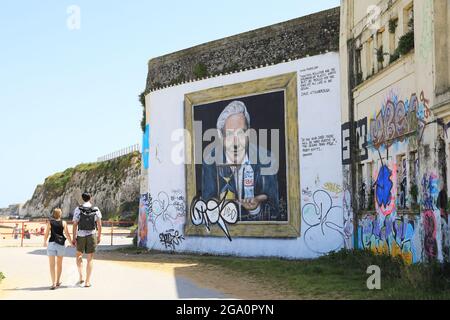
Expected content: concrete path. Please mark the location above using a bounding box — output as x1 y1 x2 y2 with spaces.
0 246 229 300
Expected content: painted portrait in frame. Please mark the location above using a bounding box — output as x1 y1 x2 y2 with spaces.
184 72 300 239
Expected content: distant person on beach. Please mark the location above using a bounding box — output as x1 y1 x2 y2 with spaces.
43 208 73 290
13 223 19 239
23 225 30 239
72 192 102 288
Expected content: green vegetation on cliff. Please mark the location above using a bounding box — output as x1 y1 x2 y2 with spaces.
44 152 139 198
37 152 141 219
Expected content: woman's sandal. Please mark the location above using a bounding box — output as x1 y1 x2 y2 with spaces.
84 283 92 288
56 282 62 287
50 285 56 290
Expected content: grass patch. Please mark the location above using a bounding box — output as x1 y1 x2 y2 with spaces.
114 247 450 299
0 272 5 283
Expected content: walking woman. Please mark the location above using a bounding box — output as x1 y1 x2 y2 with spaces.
43 208 73 290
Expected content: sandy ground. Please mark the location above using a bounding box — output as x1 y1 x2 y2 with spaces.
94 251 301 300
0 246 229 300
0 245 300 300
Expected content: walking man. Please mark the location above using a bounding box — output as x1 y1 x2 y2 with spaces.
72 192 102 287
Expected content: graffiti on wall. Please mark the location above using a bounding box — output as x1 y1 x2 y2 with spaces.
138 193 151 247
369 91 431 149
149 190 186 233
423 210 438 261
142 124 150 170
374 163 397 216
359 214 418 264
342 189 354 249
442 217 450 262
375 165 393 208
159 229 185 250
421 173 439 210
341 117 368 165
190 193 239 241
302 189 347 254
323 182 343 195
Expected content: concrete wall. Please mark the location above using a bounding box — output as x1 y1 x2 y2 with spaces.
139 53 348 258
144 8 340 92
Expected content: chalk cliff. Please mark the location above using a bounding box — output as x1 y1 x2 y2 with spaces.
18 152 141 220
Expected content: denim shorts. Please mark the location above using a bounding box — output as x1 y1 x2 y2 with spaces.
47 242 65 257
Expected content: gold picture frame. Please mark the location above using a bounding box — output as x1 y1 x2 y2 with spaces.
184 72 300 238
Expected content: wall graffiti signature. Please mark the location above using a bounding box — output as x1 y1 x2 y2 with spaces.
302 189 346 254
359 214 418 264
341 117 368 165
369 91 431 149
149 190 186 233
159 229 185 250
421 173 439 210
190 192 239 241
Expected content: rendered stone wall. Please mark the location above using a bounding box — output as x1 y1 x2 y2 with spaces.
145 7 340 91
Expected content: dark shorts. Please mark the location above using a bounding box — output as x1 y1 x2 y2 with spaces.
76 235 97 254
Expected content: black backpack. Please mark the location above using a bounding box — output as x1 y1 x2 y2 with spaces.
78 206 99 231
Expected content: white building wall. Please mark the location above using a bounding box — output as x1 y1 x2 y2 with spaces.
140 53 347 259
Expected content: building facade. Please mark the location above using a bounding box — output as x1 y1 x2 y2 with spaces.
340 0 450 263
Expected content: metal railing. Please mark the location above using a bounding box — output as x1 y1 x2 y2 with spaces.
97 144 140 163
0 219 136 247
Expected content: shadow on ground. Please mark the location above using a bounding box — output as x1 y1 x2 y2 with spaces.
26 245 131 258
91 249 287 299
23 246 230 299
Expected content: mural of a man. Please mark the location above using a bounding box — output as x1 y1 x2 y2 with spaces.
201 100 280 221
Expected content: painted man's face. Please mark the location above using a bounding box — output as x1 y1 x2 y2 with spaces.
223 113 248 164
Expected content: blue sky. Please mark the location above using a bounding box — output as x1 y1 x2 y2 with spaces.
0 0 339 208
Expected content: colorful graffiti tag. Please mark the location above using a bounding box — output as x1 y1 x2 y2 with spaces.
423 210 438 261
374 163 397 216
138 193 151 247
369 91 431 149
421 173 439 210
359 214 418 264
375 165 393 208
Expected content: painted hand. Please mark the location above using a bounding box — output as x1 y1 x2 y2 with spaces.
240 195 267 211
241 198 259 211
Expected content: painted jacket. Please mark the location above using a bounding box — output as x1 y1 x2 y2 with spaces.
201 144 281 221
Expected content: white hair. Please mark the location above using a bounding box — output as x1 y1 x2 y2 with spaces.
216 101 251 136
